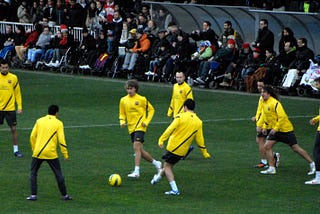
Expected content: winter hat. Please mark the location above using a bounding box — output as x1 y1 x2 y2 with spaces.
60 24 68 33
227 39 236 45
242 42 250 49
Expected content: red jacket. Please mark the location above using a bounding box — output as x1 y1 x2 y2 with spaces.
24 31 40 48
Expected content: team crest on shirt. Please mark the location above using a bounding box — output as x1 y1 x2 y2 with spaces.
135 101 139 105
8 79 12 84
179 90 182 94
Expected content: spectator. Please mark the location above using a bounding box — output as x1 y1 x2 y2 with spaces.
101 0 115 24
276 41 297 83
252 19 274 59
109 10 123 46
191 20 219 49
0 0 10 21
66 0 85 27
218 20 243 49
278 27 297 54
145 39 171 77
220 42 252 87
140 4 151 20
241 47 264 89
144 19 159 39
55 0 67 25
0 25 26 60
137 14 148 31
25 26 52 65
43 0 57 27
126 13 138 31
17 0 31 23
0 25 14 50
15 23 42 61
37 30 62 67
122 28 150 76
9 0 20 22
154 8 172 30
289 37 314 75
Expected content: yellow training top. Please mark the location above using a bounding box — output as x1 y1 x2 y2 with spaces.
30 115 68 159
167 82 193 118
257 96 294 132
159 111 208 157
119 93 154 134
0 72 22 111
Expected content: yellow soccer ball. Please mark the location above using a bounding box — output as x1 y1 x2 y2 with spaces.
109 174 122 187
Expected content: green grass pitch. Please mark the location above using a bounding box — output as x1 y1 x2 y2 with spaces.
1 70 319 213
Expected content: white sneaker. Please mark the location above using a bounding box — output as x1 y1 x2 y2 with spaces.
260 167 276 175
45 61 53 67
151 173 161 185
154 161 162 173
305 179 320 185
307 163 316 175
52 61 61 67
164 190 180 195
127 171 140 178
196 77 205 84
274 152 280 168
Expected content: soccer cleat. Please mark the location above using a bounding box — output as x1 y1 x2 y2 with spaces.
254 162 268 168
260 168 276 175
127 171 140 178
14 151 23 158
305 179 320 185
164 190 180 195
182 146 194 160
154 161 162 173
274 152 280 168
307 163 316 175
151 174 161 185
62 195 72 200
26 195 37 201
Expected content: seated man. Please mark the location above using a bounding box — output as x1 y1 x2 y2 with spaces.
122 28 150 77
25 26 52 65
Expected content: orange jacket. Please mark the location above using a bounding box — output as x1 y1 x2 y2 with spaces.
130 33 150 53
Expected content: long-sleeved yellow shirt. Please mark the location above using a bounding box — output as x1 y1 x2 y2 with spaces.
257 96 294 132
119 93 154 134
0 72 22 111
158 111 208 157
312 112 320 131
167 82 193 118
30 115 68 159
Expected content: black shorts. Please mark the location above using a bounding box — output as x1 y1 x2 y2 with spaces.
130 131 145 143
266 131 298 146
0 111 17 127
256 129 271 138
162 151 183 165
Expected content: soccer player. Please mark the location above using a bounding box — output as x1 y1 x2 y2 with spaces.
119 79 162 178
258 86 315 175
251 79 280 168
305 77 320 184
151 99 211 195
167 71 194 159
27 105 72 201
0 59 23 157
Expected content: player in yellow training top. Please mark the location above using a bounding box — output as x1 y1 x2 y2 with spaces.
258 86 315 175
305 77 320 185
167 71 194 159
251 79 280 168
119 79 162 178
27 105 72 201
151 99 211 195
0 59 23 157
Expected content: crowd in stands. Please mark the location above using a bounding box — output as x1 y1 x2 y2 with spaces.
0 0 319 96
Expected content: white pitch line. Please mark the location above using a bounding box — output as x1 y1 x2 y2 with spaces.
0 115 313 131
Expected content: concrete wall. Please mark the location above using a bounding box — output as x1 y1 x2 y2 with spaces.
148 2 320 54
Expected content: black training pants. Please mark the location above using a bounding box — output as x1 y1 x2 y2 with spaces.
29 157 67 196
